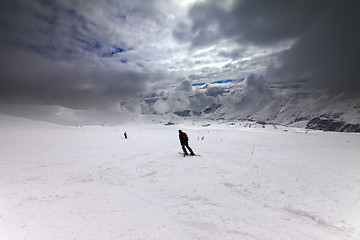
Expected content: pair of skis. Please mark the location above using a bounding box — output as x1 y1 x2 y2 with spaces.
179 152 201 157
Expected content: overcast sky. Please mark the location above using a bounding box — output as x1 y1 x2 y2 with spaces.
0 0 359 110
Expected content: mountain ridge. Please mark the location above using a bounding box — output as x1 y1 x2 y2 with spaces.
0 83 359 132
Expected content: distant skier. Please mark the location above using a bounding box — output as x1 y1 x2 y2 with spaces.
124 132 127 139
178 130 195 155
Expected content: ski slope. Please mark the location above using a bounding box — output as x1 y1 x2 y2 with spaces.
0 115 359 240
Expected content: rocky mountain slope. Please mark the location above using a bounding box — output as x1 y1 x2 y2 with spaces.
163 82 360 132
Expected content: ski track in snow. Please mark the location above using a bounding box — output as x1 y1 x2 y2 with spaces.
0 116 359 240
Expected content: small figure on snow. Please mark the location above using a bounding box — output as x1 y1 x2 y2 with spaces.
178 130 195 156
124 131 127 139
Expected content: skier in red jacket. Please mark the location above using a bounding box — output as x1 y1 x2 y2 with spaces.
178 130 195 155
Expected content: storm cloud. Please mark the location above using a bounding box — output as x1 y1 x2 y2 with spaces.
0 0 177 109
175 0 360 92
0 0 359 112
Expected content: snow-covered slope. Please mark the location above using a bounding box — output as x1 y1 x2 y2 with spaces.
0 115 359 240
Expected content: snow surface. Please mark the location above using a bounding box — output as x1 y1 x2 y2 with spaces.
0 114 359 240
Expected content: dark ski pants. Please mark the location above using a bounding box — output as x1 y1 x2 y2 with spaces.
181 142 194 155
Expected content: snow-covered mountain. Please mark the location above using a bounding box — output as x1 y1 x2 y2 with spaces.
0 81 359 132
209 87 360 132
140 81 360 132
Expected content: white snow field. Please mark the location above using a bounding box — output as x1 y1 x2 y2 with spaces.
0 115 359 240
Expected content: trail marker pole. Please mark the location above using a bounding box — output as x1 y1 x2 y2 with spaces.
252 144 255 155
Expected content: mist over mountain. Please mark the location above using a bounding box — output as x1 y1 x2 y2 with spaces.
134 77 360 132
1 76 359 132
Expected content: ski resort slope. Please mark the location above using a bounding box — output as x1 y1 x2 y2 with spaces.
0 115 359 240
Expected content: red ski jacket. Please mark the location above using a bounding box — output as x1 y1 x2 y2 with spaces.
179 132 188 144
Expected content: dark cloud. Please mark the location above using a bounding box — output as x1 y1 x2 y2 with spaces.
205 85 227 97
189 91 216 112
0 45 162 109
268 1 360 92
174 0 360 93
244 74 269 96
1 0 359 114
175 0 327 47
0 0 172 109
178 80 192 91
218 49 244 60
